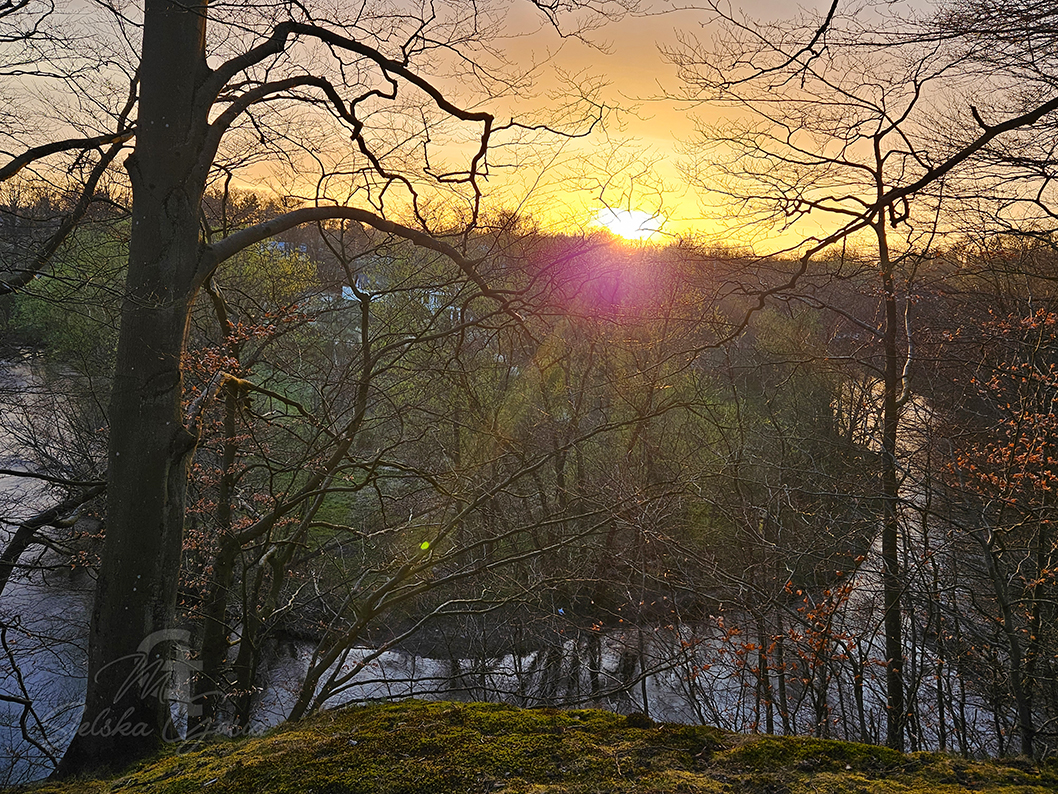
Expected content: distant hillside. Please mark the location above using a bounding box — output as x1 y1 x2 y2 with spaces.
12 700 1058 794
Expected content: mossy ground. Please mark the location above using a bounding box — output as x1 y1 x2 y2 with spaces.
9 700 1058 794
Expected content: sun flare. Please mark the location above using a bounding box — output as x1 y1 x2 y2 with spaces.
592 208 663 241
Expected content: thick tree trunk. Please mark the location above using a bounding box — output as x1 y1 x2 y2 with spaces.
56 0 209 776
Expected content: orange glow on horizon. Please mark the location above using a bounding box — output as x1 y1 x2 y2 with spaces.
592 208 664 241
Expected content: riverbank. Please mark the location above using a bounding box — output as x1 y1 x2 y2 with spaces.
9 700 1056 794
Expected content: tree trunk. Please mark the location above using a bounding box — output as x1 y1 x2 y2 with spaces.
56 0 209 776
981 531 1036 758
189 379 242 733
774 616 791 735
190 539 238 732
232 570 266 731
755 614 774 734
876 214 905 752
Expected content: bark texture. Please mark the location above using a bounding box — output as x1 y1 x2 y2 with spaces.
56 0 210 775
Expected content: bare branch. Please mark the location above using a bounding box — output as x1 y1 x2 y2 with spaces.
198 205 503 299
0 483 105 597
0 130 134 185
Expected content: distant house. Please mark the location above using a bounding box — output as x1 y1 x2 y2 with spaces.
264 240 309 256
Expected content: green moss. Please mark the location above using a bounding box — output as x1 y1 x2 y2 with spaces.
7 701 1057 794
721 735 908 774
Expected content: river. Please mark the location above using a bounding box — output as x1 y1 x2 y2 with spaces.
0 363 1006 784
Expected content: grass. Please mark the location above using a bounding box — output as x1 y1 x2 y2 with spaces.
8 700 1058 794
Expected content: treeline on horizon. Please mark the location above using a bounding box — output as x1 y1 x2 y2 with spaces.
1 183 1055 776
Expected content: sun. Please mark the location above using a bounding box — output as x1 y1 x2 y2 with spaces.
592 208 663 241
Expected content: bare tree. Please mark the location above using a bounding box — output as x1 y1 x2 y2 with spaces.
664 0 1058 751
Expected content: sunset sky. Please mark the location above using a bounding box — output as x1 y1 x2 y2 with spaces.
29 0 847 249
168 0 853 250
495 1 712 241
481 0 841 246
